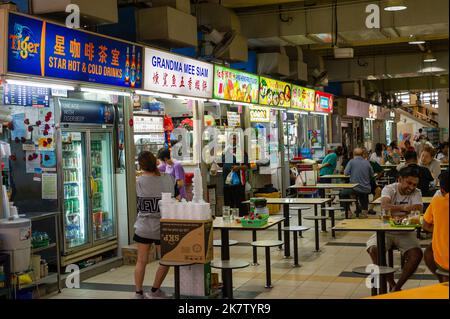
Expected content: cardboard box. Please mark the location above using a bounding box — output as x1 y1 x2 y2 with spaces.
180 263 211 297
122 243 156 265
160 219 213 263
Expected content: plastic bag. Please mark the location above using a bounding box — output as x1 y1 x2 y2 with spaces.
231 172 241 185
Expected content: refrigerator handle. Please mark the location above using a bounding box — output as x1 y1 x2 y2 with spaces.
89 175 95 199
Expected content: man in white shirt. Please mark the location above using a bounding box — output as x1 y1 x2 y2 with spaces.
366 166 423 292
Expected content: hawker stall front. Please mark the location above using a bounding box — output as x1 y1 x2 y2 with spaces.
207 65 259 217
136 47 215 297
0 9 142 294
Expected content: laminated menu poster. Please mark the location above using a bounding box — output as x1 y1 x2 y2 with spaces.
42 173 57 200
291 85 315 111
259 77 291 108
213 65 259 104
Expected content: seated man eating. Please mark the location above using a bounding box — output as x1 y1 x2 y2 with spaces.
366 166 423 291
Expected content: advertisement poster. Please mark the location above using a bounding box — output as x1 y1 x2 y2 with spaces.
369 104 378 119
40 150 57 171
314 91 334 113
11 113 27 140
42 173 57 200
291 85 315 111
249 106 271 123
213 65 259 104
8 12 142 88
144 48 213 98
308 129 322 148
259 77 291 108
59 99 114 124
227 112 241 127
26 151 41 173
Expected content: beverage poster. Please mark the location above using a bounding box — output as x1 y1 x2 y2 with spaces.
259 77 291 108
291 85 315 111
213 65 259 104
308 129 322 148
7 12 142 88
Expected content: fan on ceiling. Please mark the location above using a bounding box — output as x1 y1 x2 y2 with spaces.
312 69 329 87
199 25 237 60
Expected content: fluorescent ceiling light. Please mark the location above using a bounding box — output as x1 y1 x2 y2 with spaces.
383 0 407 11
408 40 425 45
5 79 75 91
366 117 376 121
423 51 437 63
177 95 207 102
234 102 254 107
81 87 131 97
310 111 328 116
134 90 175 99
208 99 234 105
271 107 286 111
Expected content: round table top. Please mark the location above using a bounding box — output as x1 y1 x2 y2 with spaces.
251 240 284 247
282 226 311 232
304 215 328 220
352 266 396 275
210 260 250 270
159 261 195 267
213 239 239 247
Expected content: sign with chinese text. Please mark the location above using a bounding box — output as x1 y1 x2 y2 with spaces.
144 48 213 98
314 91 333 113
291 85 315 111
213 65 259 104
259 77 291 108
7 13 142 88
249 106 270 123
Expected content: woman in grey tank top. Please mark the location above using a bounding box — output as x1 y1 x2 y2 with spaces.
134 151 175 299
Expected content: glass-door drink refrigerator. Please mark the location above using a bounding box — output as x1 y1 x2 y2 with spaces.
56 99 117 261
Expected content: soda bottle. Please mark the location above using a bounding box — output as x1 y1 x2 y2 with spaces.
125 47 130 85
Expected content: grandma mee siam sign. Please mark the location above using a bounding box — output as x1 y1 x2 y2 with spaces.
144 48 213 99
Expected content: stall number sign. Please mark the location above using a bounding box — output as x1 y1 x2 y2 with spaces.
144 48 213 99
249 106 270 123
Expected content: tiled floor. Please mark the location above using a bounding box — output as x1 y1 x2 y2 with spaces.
46 206 439 299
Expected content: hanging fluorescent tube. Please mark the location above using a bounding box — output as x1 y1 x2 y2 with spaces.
81 87 131 97
310 111 328 116
366 117 376 121
6 79 75 91
287 110 302 114
271 107 286 111
135 90 175 99
177 95 207 103
208 99 234 105
234 102 254 107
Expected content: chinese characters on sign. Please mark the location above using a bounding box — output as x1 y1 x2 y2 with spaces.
259 77 291 108
7 13 142 88
213 66 259 104
291 85 315 111
144 48 213 99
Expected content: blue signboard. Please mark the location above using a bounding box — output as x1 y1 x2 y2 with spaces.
7 13 142 88
59 99 115 124
3 84 50 107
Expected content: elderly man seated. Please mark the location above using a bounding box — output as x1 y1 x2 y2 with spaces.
339 148 374 218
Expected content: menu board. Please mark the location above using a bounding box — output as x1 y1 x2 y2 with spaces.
314 91 333 113
213 65 259 104
259 77 291 108
3 84 50 108
226 112 241 127
291 85 315 111
134 115 164 133
249 106 271 123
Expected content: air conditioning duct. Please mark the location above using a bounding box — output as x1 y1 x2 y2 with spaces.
31 0 118 25
137 6 197 48
257 52 290 77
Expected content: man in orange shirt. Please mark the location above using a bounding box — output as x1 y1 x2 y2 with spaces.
423 170 449 283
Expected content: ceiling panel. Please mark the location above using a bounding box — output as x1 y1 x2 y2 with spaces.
222 0 304 8
396 24 450 37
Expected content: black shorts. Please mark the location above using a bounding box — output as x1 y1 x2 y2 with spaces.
133 234 160 245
